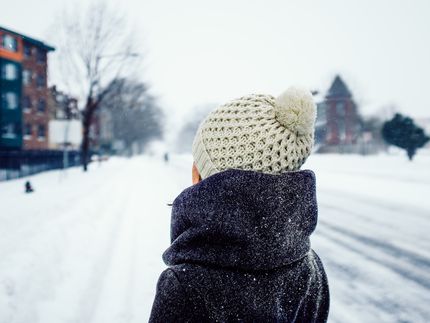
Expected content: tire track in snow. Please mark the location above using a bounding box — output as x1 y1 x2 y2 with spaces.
79 158 170 323
318 222 430 291
320 220 430 270
119 201 139 323
320 187 429 220
318 198 430 258
89 185 140 323
314 242 411 323
320 168 428 185
314 230 430 322
72 176 133 323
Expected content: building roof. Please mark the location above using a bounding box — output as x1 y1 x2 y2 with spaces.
0 25 55 51
326 75 351 99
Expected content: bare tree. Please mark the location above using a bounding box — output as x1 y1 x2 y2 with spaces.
101 78 164 155
52 1 141 171
175 103 217 153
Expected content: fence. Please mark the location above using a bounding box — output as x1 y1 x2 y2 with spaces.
0 150 81 181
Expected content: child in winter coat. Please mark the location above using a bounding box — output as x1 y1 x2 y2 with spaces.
150 87 330 323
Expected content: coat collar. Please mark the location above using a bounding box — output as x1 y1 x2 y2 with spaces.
163 169 318 271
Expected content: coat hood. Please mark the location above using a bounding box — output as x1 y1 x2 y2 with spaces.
163 169 318 271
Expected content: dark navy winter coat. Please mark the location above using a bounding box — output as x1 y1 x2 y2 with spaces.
150 169 329 323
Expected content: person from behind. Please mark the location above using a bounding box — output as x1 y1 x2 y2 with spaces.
150 86 329 322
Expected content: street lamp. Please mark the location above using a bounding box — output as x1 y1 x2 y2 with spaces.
97 52 140 59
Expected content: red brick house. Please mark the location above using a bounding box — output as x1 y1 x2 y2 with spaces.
315 75 361 152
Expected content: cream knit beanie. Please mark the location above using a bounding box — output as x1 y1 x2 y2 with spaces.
192 86 316 179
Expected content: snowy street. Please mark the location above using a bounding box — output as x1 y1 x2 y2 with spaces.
0 154 429 323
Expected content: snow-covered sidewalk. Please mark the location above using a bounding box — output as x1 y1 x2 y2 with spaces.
0 154 429 322
0 157 183 323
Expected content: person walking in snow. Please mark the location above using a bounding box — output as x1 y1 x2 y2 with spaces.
150 87 330 322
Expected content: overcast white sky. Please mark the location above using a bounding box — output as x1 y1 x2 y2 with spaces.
1 0 430 118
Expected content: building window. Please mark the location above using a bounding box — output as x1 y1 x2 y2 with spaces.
37 124 46 139
2 34 18 52
316 102 327 124
23 96 32 111
23 69 32 85
336 102 347 141
1 92 19 109
337 119 346 141
37 49 46 63
2 63 18 80
37 98 46 112
24 123 32 138
36 74 45 88
1 123 18 139
336 102 345 118
24 44 32 57
56 93 64 103
56 107 66 119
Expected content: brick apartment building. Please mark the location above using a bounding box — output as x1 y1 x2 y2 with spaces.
0 26 55 150
315 75 361 152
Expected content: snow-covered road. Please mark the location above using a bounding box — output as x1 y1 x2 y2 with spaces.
0 154 429 323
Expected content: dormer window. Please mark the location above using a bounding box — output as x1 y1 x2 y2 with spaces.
336 102 345 118
2 34 18 52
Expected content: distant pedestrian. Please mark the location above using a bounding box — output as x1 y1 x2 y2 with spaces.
164 152 169 163
150 87 329 322
25 181 34 193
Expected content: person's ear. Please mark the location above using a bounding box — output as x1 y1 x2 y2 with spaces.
192 163 201 184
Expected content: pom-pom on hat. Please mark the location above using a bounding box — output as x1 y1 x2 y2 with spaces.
192 86 317 179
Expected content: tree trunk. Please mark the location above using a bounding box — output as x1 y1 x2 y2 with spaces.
81 117 91 172
81 98 98 171
407 148 415 161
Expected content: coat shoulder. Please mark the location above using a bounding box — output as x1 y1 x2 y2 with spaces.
167 263 212 290
149 268 189 323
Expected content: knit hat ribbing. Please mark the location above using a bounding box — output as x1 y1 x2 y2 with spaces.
192 87 316 179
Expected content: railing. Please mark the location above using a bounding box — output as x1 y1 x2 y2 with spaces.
0 150 81 181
